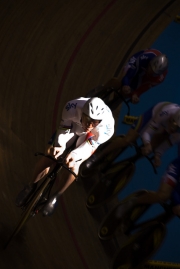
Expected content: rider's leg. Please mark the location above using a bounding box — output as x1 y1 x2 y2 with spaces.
131 183 173 206
16 146 55 207
42 160 79 216
31 155 55 183
100 128 139 160
115 183 173 219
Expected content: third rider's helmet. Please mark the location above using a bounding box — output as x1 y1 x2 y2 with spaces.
149 54 168 75
82 97 106 120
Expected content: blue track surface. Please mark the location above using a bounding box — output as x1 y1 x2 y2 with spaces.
116 20 180 263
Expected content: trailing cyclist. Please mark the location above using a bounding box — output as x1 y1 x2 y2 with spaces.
116 155 180 218
16 97 115 215
81 102 180 174
104 48 168 104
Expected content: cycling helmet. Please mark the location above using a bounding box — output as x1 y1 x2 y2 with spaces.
82 97 106 120
173 110 180 127
149 54 168 74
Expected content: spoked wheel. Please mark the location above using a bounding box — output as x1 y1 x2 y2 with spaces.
98 190 149 240
86 162 135 209
110 221 166 269
4 176 51 249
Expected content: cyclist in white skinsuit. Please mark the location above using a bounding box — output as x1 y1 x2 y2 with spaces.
82 102 180 171
137 102 180 165
16 97 115 215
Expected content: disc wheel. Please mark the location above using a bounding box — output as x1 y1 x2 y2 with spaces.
98 190 149 240
111 222 166 269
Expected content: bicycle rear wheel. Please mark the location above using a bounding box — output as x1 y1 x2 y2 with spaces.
4 176 52 249
110 221 166 269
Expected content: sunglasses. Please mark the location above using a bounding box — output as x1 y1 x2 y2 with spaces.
82 113 101 127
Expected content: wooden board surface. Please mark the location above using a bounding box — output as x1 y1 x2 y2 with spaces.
0 1 179 268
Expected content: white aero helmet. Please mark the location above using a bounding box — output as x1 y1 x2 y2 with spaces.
82 97 106 120
149 54 168 74
173 110 180 127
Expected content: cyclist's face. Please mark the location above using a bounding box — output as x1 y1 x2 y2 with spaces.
169 118 180 133
81 113 101 132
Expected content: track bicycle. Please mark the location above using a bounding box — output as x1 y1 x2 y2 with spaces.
107 192 175 269
85 144 157 209
4 152 78 249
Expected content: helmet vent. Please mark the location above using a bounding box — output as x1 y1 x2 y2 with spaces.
83 97 106 120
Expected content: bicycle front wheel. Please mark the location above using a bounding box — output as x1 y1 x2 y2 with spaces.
98 190 149 240
86 161 135 209
4 176 52 249
110 221 166 269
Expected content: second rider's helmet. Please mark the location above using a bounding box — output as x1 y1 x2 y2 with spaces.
82 97 106 120
149 54 168 75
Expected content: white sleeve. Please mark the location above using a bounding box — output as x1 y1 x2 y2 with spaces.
71 140 95 162
141 119 160 145
93 122 114 145
53 102 76 148
71 115 114 162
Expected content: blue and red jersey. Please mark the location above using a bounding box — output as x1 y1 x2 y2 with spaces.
122 48 168 97
162 156 180 206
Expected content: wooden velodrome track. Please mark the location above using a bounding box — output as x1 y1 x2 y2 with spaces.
0 1 180 268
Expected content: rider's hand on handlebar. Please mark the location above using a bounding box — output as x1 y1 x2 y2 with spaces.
122 85 131 95
47 145 65 159
66 152 76 168
131 94 139 104
141 143 152 156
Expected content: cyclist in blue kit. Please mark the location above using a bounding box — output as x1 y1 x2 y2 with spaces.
104 48 168 104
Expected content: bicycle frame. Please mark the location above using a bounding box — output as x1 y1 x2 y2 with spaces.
4 153 78 249
24 153 78 214
86 146 157 209
110 202 175 269
128 202 174 234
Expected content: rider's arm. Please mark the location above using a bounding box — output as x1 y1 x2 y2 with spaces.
53 101 78 148
70 117 115 162
141 120 160 145
121 51 144 86
130 83 152 97
130 70 168 98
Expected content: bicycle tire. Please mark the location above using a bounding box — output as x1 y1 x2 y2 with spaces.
86 161 135 209
98 190 149 240
4 175 52 249
110 221 166 269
